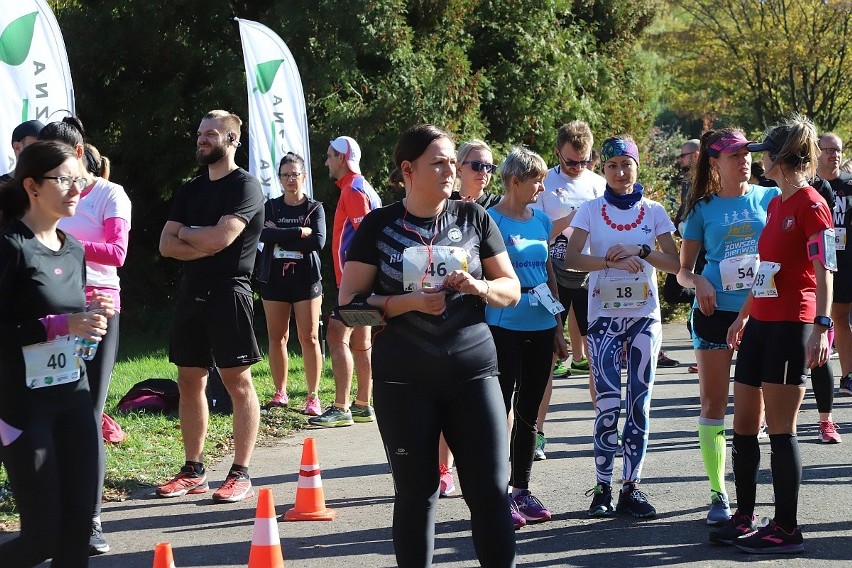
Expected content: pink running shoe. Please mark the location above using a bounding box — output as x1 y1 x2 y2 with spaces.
818 420 842 444
439 464 455 497
304 393 322 416
263 390 288 410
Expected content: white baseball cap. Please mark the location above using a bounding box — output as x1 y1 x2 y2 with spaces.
330 136 362 175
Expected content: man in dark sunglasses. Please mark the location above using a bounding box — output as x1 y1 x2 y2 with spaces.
528 120 606 460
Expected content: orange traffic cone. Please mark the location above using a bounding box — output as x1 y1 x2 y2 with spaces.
248 488 285 568
152 542 176 568
283 437 336 521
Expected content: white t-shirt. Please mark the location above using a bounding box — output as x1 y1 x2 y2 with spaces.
571 196 675 321
58 178 132 290
531 166 606 226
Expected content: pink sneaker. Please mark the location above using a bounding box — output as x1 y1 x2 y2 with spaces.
439 464 455 497
263 390 288 409
304 393 321 416
819 420 842 444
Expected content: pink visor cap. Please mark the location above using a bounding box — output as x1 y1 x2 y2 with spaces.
330 136 362 175
708 132 754 157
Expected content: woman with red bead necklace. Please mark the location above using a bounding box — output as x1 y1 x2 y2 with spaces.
564 135 679 519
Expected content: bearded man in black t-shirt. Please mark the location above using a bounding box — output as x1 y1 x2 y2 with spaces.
157 110 264 503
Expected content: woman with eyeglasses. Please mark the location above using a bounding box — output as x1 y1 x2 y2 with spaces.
564 135 679 519
451 139 501 209
677 129 779 526
340 124 520 567
713 116 834 554
0 141 114 565
40 116 131 555
257 152 326 416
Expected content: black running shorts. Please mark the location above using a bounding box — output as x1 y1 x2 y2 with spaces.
734 318 810 387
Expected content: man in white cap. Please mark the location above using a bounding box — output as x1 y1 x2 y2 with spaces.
310 136 382 427
1 120 45 183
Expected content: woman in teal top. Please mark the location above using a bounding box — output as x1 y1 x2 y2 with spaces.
677 129 779 526
486 147 569 529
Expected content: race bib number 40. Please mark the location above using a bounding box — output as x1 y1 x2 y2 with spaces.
720 254 759 291
402 246 469 291
600 275 650 310
22 336 81 389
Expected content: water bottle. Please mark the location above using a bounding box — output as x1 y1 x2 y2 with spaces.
74 335 98 361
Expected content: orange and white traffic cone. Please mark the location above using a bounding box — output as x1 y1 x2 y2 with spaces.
283 437 336 521
152 542 176 568
248 488 285 568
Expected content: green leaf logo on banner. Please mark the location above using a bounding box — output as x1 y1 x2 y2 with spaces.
0 12 38 67
254 60 285 94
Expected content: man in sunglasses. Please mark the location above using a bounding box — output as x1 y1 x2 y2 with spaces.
529 120 605 460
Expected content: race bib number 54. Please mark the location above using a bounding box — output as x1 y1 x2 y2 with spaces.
22 336 81 389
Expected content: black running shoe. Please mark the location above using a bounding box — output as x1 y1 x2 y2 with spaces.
586 483 615 517
616 483 656 518
709 510 757 545
733 520 804 554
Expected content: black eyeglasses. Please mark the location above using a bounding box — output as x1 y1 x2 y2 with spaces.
556 148 590 168
462 160 497 174
278 172 304 180
41 176 87 191
819 147 842 154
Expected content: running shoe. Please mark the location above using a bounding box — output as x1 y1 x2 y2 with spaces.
709 510 757 545
733 520 804 554
570 357 590 373
757 420 769 440
657 351 680 368
513 489 552 523
308 405 354 428
615 433 624 457
304 393 322 416
439 464 455 497
509 496 526 530
533 432 547 461
586 483 615 517
552 360 571 378
818 420 842 444
213 471 255 503
840 373 852 397
707 490 732 526
350 402 376 423
263 389 288 409
688 364 699 373
89 520 110 555
156 466 209 497
830 347 839 360
616 483 656 518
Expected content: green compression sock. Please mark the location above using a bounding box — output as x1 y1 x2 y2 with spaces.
698 418 727 495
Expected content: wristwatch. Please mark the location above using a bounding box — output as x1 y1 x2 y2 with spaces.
814 315 834 328
638 244 652 259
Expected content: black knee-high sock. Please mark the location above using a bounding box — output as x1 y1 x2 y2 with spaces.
811 361 834 415
732 432 760 517
769 434 801 530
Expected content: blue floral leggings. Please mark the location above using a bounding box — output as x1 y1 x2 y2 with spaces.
586 316 661 485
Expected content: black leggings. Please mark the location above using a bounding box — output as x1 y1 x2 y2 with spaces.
87 311 120 517
0 390 99 566
373 377 516 568
490 326 554 489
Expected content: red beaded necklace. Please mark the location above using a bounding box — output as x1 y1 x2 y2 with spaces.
601 203 645 231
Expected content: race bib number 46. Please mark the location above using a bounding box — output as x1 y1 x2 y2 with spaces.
22 336 81 389
600 275 650 310
402 246 469 291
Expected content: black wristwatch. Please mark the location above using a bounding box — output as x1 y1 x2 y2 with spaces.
814 315 834 328
638 244 652 259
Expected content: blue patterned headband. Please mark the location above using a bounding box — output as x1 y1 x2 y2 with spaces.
600 138 639 166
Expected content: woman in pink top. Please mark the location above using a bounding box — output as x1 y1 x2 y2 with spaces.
40 117 131 555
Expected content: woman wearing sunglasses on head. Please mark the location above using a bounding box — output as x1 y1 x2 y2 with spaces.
340 124 520 567
451 139 501 210
256 152 326 417
0 141 114 566
713 115 834 554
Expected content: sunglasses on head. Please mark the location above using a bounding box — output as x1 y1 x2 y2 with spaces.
462 160 497 174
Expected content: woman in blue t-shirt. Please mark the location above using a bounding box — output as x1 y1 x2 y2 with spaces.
677 129 779 526
486 147 569 529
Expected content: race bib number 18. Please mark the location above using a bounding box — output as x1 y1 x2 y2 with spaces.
22 336 81 389
600 275 650 310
